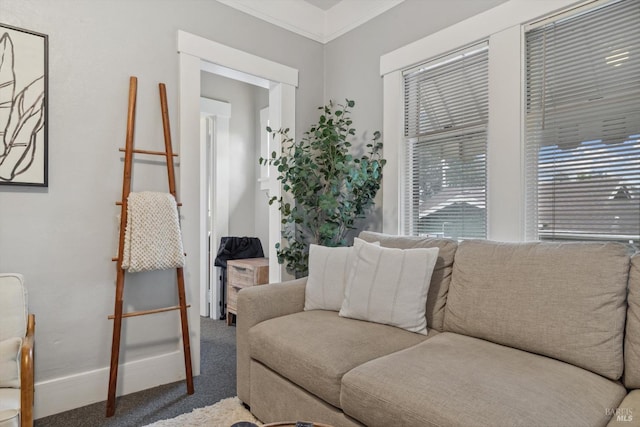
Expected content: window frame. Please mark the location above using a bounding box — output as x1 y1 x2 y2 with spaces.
523 0 640 243
402 43 490 239
381 0 620 241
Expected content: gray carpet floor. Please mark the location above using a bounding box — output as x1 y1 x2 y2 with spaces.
35 317 237 427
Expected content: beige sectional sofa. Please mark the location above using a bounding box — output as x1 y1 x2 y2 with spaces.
237 231 640 426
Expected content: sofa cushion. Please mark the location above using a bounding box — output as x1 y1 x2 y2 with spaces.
624 253 640 388
305 244 354 312
248 310 429 408
0 338 21 388
339 238 439 334
250 361 363 427
358 231 457 332
0 274 27 342
443 240 629 380
341 332 627 427
305 239 378 312
606 389 640 426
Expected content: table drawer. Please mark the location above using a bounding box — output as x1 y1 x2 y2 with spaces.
227 284 241 312
227 258 269 287
228 264 256 288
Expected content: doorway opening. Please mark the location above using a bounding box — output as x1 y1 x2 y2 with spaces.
199 96 229 319
178 30 298 374
199 74 270 320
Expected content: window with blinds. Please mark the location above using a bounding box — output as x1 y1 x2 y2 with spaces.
525 0 640 243
403 43 488 239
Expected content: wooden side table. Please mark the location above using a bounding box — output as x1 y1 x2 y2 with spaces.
226 257 269 325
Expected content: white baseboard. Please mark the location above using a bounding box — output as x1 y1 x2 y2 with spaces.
34 350 189 419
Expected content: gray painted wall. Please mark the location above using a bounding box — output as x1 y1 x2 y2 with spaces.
0 0 322 405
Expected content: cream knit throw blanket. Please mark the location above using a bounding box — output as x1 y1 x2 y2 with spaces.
121 191 185 273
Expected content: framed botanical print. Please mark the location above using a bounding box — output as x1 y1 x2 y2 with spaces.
0 23 48 187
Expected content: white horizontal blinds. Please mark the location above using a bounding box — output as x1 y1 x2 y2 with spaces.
403 43 488 239
525 0 640 242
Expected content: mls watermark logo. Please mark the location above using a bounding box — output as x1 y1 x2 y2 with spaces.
606 408 633 422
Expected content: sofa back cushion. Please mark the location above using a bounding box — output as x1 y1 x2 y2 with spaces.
624 254 640 388
358 231 457 332
443 240 629 380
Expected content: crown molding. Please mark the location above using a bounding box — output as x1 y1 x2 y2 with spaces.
216 0 405 44
324 0 404 42
217 0 325 42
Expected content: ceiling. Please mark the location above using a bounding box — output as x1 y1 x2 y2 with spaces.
216 0 405 44
304 0 343 10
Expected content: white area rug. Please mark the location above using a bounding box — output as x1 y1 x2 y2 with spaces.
144 397 262 427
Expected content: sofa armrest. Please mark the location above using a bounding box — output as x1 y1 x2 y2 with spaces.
236 278 306 405
607 389 640 426
20 314 35 427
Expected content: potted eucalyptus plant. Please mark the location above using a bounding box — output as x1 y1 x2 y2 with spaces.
260 99 386 277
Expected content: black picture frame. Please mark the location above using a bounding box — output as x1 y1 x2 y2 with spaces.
0 23 48 187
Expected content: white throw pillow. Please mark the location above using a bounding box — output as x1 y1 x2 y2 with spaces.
339 238 439 335
0 337 21 388
305 244 355 311
305 239 377 311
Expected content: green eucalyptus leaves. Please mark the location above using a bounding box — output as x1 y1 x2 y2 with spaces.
259 100 386 277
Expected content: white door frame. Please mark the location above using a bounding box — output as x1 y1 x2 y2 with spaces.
178 30 298 372
200 97 230 319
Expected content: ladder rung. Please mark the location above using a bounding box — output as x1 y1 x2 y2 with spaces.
108 304 191 319
112 253 186 262
116 201 182 206
119 148 178 157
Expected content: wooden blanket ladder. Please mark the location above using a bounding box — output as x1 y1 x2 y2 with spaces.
106 76 194 417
